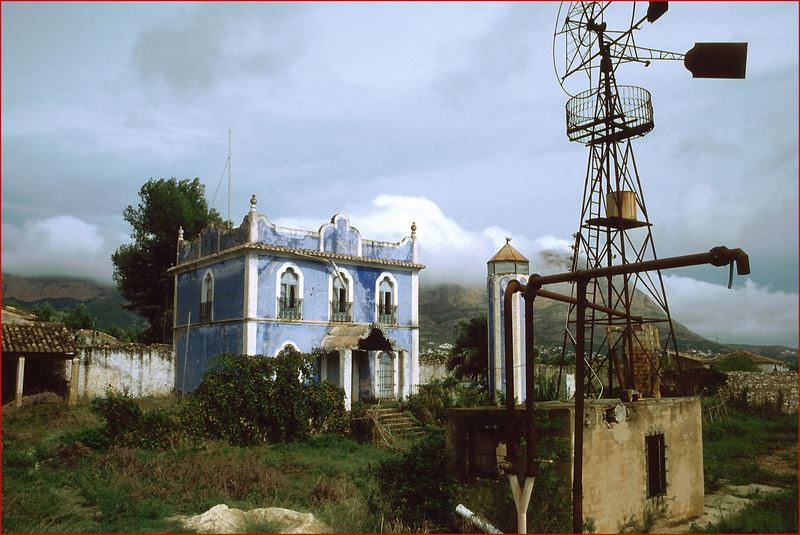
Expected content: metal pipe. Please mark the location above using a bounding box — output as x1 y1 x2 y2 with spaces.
533 287 642 320
572 279 587 534
455 504 502 534
528 246 750 287
524 291 536 476
504 279 524 466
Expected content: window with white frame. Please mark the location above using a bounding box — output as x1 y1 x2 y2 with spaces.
377 274 397 324
200 269 214 322
330 269 352 322
278 267 302 320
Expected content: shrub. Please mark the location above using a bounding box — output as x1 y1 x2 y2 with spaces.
403 378 491 427
89 389 182 449
661 366 727 396
6 392 66 423
188 350 346 445
373 429 457 531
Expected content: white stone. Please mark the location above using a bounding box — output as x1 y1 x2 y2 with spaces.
173 504 330 534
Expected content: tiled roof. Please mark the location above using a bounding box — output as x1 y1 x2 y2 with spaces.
488 242 528 263
76 329 123 347
1 322 78 354
169 242 425 273
721 350 786 366
2 305 37 324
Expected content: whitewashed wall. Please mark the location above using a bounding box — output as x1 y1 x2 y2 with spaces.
71 344 175 398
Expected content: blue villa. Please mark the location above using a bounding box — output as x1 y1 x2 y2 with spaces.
169 195 423 409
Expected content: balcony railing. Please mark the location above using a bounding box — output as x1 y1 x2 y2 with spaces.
330 301 353 322
377 304 397 325
278 297 303 320
200 301 213 323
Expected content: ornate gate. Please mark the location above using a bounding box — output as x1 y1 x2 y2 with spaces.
377 352 395 400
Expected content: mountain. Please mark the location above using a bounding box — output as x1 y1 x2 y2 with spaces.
2 274 147 332
418 281 758 355
3 274 793 360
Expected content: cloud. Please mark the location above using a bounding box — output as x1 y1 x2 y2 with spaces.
664 275 798 347
2 216 124 282
277 195 796 347
276 194 573 284
131 4 305 93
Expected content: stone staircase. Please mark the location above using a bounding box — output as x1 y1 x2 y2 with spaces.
368 406 425 442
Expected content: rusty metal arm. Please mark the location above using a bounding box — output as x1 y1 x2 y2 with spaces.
525 246 750 289
534 288 642 321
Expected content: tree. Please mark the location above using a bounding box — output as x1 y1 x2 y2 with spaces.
446 315 489 382
112 178 220 343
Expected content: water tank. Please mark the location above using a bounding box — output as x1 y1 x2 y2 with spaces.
607 191 637 220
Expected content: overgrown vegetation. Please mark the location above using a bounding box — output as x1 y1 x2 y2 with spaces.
186 350 346 445
692 405 798 533
455 412 572 533
2 393 395 533
3 351 467 533
402 377 490 426
372 430 457 531
702 407 797 493
693 481 799 533
447 315 489 381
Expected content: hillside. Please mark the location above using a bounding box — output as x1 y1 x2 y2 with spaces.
2 274 793 360
418 282 783 357
2 274 147 332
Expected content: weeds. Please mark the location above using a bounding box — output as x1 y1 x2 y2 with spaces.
2 395 395 533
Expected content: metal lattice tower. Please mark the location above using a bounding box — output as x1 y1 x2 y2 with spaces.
554 2 681 398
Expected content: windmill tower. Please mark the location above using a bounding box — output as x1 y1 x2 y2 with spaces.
552 2 747 398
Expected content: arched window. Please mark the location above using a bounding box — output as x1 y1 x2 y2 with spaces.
330 269 353 322
376 274 398 324
278 267 302 320
200 269 214 322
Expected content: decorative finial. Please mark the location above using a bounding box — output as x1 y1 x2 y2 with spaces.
411 221 417 237
505 236 511 244
250 194 257 210
178 226 184 240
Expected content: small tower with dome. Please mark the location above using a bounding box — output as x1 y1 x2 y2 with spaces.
486 238 529 402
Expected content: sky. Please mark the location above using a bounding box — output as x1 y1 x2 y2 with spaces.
2 2 797 347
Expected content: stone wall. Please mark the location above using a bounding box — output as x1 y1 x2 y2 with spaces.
721 371 798 413
70 344 175 398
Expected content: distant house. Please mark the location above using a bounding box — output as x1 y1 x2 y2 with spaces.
1 310 78 405
672 351 716 371
718 350 790 372
674 350 790 373
169 195 423 409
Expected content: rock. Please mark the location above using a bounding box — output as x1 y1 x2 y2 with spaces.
172 504 330 533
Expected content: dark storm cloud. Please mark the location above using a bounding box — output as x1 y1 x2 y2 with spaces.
131 4 306 93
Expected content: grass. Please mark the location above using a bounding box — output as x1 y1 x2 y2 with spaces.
702 407 798 491
698 407 798 533
693 482 799 533
2 394 396 533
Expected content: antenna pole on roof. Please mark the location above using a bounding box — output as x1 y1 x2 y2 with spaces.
227 129 232 227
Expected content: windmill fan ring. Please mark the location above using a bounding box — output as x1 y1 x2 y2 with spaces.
553 2 653 144
552 1 638 96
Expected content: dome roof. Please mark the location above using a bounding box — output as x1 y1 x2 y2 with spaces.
488 239 528 263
